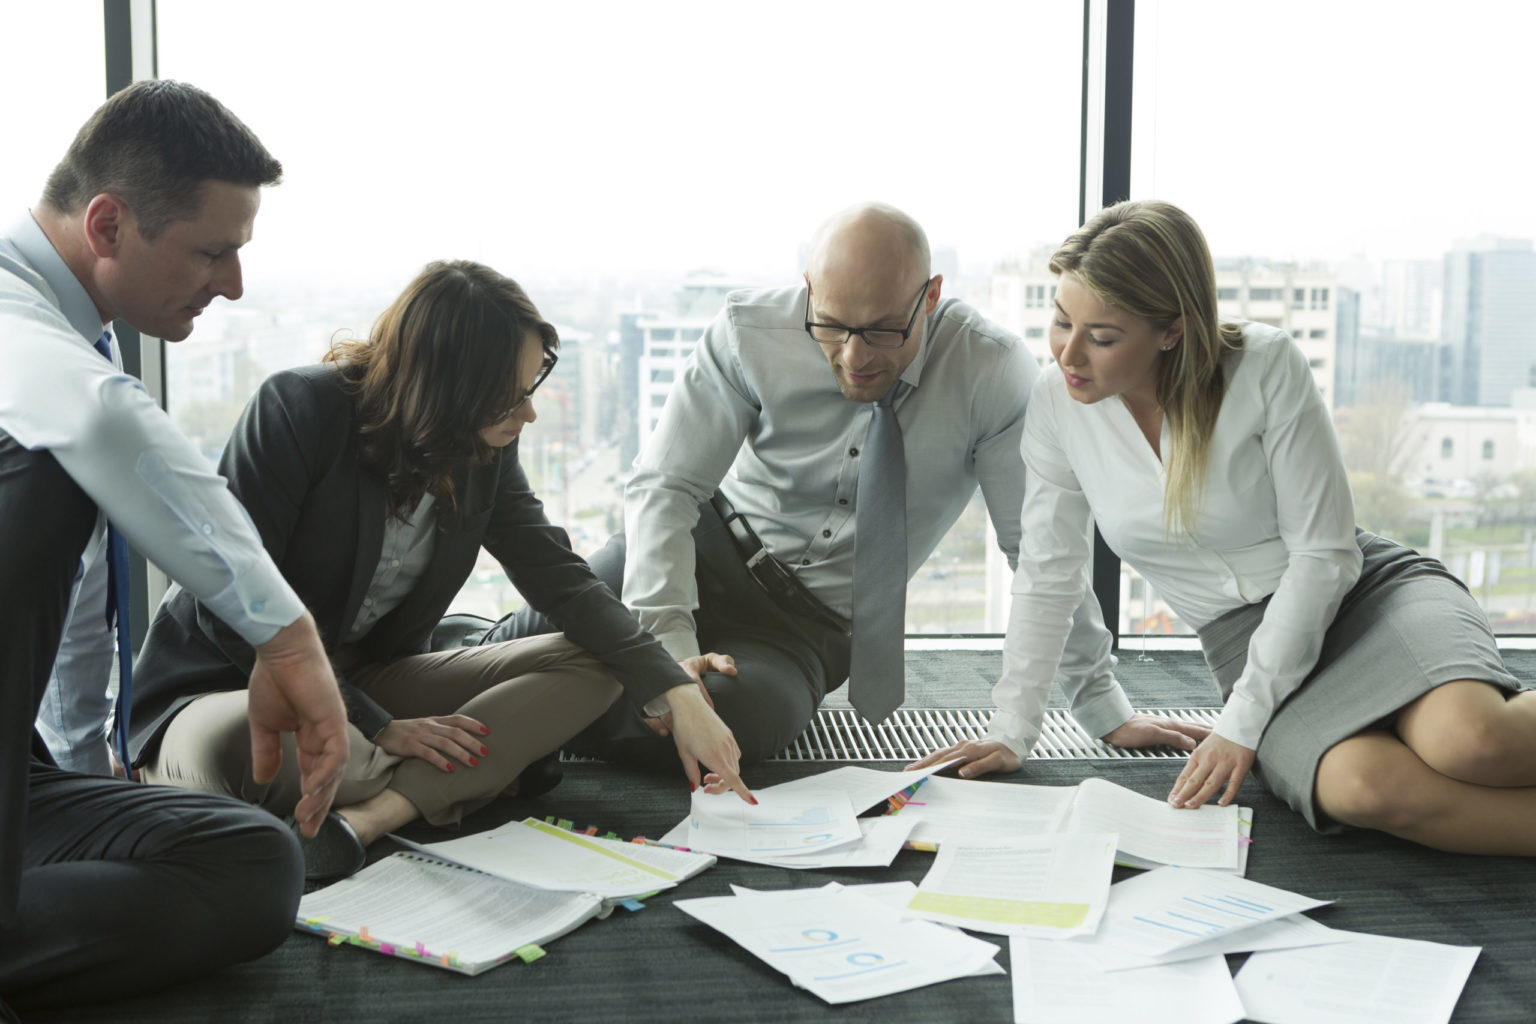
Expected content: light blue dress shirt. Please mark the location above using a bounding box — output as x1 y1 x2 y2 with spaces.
0 212 306 769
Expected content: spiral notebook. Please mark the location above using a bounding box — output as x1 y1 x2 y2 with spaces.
295 852 607 976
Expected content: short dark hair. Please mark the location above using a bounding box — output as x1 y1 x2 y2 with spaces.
41 79 282 239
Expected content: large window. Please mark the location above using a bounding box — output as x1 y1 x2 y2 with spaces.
1124 0 1536 635
156 0 1082 630
0 4 105 215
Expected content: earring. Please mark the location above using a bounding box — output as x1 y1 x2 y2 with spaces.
1159 345 1173 351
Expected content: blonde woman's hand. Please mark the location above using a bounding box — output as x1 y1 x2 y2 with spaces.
1168 733 1255 808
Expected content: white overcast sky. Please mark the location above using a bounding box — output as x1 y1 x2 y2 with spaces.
4 0 1534 292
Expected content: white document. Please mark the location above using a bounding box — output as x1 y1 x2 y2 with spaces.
1063 777 1240 870
684 789 862 860
395 817 714 899
1094 867 1331 959
295 853 605 975
692 814 916 870
907 833 1117 938
889 775 1077 847
1234 930 1481 1024
1091 911 1344 972
1011 938 1243 1024
755 762 959 814
675 883 1001 1004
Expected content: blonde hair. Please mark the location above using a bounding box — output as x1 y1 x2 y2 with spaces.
1049 200 1245 536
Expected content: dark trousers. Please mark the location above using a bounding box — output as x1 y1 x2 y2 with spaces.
0 434 303 1010
489 497 851 767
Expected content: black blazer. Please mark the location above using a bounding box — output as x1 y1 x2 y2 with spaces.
129 364 688 765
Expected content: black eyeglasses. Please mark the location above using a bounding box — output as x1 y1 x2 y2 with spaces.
487 345 558 424
804 277 933 349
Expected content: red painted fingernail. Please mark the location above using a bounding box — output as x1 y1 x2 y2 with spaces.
480 726 491 735
689 782 697 793
480 746 489 756
749 795 759 805
446 764 454 772
469 757 478 767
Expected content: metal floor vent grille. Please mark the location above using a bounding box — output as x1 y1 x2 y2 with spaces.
564 707 1220 764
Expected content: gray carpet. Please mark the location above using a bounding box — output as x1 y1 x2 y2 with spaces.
22 650 1536 1023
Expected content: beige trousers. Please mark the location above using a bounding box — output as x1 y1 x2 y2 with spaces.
142 634 621 827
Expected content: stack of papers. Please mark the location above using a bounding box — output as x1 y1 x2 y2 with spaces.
659 762 953 868
675 882 1003 1004
889 775 1251 873
1008 867 1481 1024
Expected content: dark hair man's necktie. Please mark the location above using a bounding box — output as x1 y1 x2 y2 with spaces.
92 331 135 777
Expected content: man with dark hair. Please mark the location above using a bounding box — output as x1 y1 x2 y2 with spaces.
0 79 349 1012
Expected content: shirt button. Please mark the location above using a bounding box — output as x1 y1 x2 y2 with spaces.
201 523 214 535
364 597 374 606
849 447 859 456
838 498 848 505
801 558 811 565
250 599 265 613
390 558 401 568
822 529 831 538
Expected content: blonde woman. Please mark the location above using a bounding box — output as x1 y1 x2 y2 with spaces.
914 201 1535 855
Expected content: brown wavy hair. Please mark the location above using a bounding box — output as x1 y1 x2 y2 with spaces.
1050 200 1246 537
324 260 558 517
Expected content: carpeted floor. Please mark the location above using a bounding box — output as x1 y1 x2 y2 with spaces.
22 650 1536 1024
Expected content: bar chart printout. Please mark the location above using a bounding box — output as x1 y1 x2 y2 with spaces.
1095 867 1330 959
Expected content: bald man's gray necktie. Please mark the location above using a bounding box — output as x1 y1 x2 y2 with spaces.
849 380 906 724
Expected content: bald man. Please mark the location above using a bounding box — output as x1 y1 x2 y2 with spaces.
499 203 1129 765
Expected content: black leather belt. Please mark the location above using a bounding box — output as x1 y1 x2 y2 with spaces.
709 492 849 634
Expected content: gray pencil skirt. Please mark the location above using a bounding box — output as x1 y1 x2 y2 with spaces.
1197 529 1528 832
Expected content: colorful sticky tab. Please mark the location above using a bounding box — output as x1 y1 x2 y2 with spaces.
515 944 547 963
304 916 329 926
545 815 556 824
358 926 373 943
556 818 574 831
619 898 646 912
327 933 345 947
631 836 648 845
379 943 395 956
603 832 620 841
584 825 598 835
440 953 451 967
415 942 428 957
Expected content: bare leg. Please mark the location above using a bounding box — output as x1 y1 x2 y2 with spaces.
1315 729 1536 855
1393 681 1536 786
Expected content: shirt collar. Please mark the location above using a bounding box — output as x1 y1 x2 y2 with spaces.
897 296 944 392
5 212 109 344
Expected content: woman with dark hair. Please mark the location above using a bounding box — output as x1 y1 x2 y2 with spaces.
130 260 747 878
914 201 1536 855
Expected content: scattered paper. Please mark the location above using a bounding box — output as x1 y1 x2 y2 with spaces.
907 834 1118 938
685 789 862 860
1093 867 1331 959
1234 930 1480 1024
1092 911 1344 972
676 883 1001 1004
1011 938 1243 1024
755 761 961 814
889 776 1077 846
1065 778 1240 870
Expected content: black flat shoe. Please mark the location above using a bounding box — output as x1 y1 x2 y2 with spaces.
289 811 366 883
515 749 564 799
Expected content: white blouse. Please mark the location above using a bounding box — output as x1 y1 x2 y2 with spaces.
988 322 1363 756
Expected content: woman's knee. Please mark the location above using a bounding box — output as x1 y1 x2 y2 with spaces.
1402 687 1534 785
1315 736 1434 832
